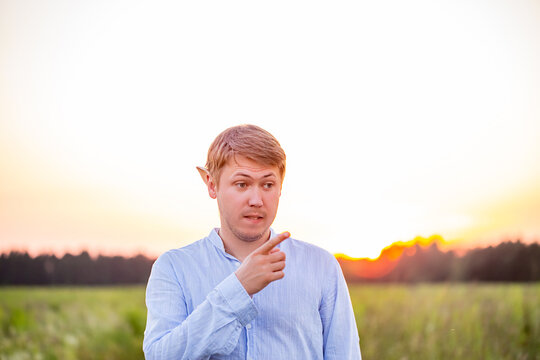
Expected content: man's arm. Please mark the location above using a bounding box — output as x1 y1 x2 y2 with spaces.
143 253 257 360
319 256 362 359
143 232 289 359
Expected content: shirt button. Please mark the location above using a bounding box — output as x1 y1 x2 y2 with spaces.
246 324 252 329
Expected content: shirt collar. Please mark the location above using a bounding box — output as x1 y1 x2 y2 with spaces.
208 228 225 251
208 227 279 254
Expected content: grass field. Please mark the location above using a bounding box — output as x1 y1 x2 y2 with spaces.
0 284 539 360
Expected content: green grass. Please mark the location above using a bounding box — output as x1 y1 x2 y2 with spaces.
0 287 146 360
0 284 539 359
352 283 540 360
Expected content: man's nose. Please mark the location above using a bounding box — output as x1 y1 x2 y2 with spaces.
248 187 263 207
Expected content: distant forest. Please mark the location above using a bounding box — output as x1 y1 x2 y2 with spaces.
338 240 540 283
1 241 539 285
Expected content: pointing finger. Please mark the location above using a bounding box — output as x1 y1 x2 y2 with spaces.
257 232 290 254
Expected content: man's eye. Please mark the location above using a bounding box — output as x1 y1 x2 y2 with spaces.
236 183 247 188
263 183 274 189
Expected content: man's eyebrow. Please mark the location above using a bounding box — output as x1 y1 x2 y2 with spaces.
233 172 277 179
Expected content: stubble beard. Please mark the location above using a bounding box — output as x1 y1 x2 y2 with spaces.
223 217 268 243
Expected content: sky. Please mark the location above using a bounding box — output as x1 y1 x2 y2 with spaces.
1 0 539 259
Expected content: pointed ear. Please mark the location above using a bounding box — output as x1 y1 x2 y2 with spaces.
196 166 210 186
197 166 217 199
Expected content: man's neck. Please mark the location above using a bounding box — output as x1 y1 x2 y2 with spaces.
218 228 271 262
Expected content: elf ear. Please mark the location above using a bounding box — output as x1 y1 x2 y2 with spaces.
196 166 210 186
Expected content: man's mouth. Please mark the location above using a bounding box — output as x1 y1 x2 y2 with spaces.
244 214 264 221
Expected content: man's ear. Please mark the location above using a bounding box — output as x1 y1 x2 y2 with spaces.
196 166 209 186
196 166 217 199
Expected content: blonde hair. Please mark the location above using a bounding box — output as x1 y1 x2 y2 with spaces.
206 124 286 185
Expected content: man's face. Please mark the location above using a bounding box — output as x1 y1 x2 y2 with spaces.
212 155 282 243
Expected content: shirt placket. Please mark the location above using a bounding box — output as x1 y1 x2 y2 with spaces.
217 236 257 360
246 295 256 360
227 255 253 359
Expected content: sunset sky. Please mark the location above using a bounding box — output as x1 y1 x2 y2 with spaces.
1 0 539 259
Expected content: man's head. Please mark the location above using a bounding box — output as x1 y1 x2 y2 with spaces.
203 124 286 187
198 125 286 243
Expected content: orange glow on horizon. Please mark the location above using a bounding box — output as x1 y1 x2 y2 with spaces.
335 234 450 279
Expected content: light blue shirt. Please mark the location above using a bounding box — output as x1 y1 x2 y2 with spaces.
143 228 361 359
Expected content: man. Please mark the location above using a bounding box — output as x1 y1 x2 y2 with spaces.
143 124 361 359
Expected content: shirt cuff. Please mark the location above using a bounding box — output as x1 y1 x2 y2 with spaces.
215 272 258 326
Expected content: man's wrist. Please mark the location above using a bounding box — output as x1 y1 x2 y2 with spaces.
215 272 258 326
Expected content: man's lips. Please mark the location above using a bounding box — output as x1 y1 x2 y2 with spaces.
243 214 265 221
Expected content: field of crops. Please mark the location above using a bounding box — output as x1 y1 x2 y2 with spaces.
0 284 539 360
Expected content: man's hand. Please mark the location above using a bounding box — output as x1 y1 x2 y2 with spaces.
235 232 290 296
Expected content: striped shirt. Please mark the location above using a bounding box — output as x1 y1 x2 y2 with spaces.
143 228 361 359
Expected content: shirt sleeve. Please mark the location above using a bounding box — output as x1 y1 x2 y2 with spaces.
143 253 258 360
320 256 362 360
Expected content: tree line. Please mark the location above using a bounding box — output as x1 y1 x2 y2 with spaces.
338 240 540 282
0 240 539 285
0 251 153 285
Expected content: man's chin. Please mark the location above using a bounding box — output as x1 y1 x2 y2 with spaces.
234 227 269 243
